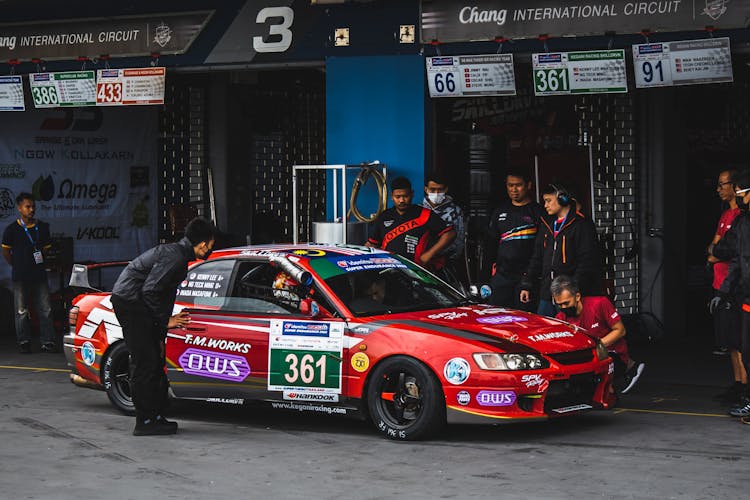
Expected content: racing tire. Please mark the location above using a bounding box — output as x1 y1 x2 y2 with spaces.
366 356 446 440
102 341 136 416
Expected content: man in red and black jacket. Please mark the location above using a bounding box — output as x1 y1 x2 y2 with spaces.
519 184 602 317
367 176 456 269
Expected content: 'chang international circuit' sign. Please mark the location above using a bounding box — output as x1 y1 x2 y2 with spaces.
421 0 750 43
0 11 212 60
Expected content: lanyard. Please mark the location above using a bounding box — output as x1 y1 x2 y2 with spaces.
553 213 568 234
19 219 39 250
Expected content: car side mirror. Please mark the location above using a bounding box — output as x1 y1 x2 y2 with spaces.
468 284 492 300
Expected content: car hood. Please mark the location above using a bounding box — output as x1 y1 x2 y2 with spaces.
384 304 596 354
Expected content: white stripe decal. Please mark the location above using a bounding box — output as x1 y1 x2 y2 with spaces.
191 320 270 333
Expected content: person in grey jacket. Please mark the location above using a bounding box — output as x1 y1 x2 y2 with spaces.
111 217 217 436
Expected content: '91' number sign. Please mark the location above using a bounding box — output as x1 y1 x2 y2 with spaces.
97 82 122 104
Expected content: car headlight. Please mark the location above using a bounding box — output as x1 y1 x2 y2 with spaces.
473 353 549 371
595 341 609 361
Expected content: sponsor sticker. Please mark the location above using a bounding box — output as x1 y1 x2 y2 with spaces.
476 390 516 407
457 390 471 406
444 357 471 385
551 403 593 414
520 373 546 388
608 361 615 375
81 341 96 366
428 311 468 320
206 398 244 405
269 401 347 415
528 331 575 342
476 315 527 325
178 348 251 382
283 391 339 403
350 352 370 372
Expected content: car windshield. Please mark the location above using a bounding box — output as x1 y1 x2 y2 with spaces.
308 253 467 317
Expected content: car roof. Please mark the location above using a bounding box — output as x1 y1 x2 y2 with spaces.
206 243 388 260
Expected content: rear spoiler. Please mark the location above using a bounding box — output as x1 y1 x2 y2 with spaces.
69 261 130 292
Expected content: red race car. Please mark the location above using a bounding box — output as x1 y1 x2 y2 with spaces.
64 244 615 440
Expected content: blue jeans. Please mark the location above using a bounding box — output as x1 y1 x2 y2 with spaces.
13 280 55 345
536 299 558 318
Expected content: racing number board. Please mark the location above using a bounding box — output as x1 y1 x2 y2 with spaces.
268 320 344 395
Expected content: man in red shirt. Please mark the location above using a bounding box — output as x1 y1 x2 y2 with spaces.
367 176 456 270
551 275 645 394
707 168 747 403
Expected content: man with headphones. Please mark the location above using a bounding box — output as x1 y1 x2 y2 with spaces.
519 183 602 317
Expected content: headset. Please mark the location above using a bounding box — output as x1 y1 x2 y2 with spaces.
549 183 572 207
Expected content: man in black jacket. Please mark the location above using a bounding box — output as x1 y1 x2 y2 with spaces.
519 184 601 317
111 217 217 436
711 168 750 423
487 169 545 310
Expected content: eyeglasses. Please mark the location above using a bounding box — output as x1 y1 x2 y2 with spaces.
717 181 733 188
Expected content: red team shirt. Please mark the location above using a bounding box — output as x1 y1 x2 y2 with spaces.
713 207 741 290
556 296 630 365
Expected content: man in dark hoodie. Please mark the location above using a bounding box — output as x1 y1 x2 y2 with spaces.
711 168 750 424
519 184 601 317
111 217 217 436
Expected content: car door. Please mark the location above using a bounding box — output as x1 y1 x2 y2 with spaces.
167 258 347 405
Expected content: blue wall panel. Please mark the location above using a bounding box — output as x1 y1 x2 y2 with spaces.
326 55 427 222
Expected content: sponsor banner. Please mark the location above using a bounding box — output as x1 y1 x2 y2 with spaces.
0 76 24 111
268 320 344 393
426 54 516 98
633 37 733 88
283 391 340 403
29 71 96 108
96 67 166 106
421 1 750 43
0 11 212 60
178 348 251 383
533 50 627 96
330 254 407 273
0 106 157 287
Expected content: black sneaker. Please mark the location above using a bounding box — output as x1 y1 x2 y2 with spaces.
155 415 178 431
620 362 645 394
741 416 750 425
713 382 747 403
712 347 729 356
728 397 750 418
18 341 31 354
40 343 59 353
133 418 178 436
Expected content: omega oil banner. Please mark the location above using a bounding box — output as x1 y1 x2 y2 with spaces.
0 106 157 284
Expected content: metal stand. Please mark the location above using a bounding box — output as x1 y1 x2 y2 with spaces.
292 163 387 244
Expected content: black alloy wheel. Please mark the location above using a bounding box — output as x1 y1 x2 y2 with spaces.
366 355 445 440
102 341 136 416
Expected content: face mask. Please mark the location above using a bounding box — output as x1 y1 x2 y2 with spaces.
559 305 578 317
427 192 446 205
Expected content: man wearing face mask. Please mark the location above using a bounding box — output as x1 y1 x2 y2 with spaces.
711 168 750 423
111 217 217 436
421 172 466 289
551 275 645 394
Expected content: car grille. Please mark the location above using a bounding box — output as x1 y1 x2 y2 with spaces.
548 348 594 365
543 372 597 413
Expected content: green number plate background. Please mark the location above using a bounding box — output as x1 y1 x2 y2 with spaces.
269 349 341 390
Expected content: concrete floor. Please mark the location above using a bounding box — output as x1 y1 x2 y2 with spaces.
0 335 746 500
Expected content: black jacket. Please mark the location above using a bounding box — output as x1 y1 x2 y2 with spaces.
714 212 750 304
487 200 546 278
520 210 602 301
112 237 195 330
